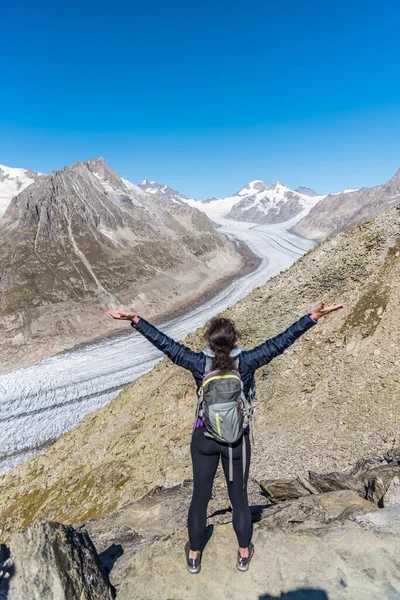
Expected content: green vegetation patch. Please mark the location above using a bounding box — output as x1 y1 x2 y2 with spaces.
342 284 389 337
386 238 400 260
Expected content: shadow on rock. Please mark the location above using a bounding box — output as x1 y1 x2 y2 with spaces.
0 543 13 599
200 524 214 552
259 589 329 600
98 543 124 577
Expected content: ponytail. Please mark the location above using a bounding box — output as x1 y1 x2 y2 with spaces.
204 317 239 372
212 348 236 371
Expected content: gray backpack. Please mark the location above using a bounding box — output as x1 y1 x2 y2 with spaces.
195 355 254 486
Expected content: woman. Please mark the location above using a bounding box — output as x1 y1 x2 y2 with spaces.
107 300 343 573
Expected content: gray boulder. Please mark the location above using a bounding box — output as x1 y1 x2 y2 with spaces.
258 490 377 532
383 476 400 507
365 465 400 504
366 476 388 504
356 505 400 535
308 470 366 496
7 522 115 600
308 463 400 504
258 477 312 503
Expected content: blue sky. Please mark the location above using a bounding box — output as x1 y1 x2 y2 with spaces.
1 0 400 198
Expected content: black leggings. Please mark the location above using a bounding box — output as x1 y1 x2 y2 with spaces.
188 426 252 550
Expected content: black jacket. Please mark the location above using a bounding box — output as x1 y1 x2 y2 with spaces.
131 314 317 398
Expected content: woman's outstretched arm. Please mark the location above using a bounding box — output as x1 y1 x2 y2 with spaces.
106 309 204 373
242 301 344 371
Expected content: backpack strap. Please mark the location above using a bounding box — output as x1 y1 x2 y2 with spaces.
195 355 212 425
228 437 246 488
242 435 246 489
228 445 233 482
205 356 213 374
195 383 204 424
248 374 257 444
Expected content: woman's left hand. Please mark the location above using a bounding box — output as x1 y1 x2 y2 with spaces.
311 301 344 321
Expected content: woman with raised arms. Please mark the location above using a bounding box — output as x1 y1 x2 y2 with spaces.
107 300 343 573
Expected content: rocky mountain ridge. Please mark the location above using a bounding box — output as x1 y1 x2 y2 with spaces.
0 158 243 373
292 167 400 241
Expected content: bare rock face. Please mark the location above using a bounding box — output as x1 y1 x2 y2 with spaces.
6 522 114 600
292 167 400 241
356 505 400 535
0 158 243 372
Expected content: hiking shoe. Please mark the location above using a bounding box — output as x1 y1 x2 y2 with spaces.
184 541 201 574
236 542 254 572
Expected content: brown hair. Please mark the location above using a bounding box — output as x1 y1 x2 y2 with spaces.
204 317 239 371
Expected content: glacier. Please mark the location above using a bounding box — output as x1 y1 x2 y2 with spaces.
0 215 315 474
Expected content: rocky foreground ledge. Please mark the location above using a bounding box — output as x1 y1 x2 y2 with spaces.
1 451 400 599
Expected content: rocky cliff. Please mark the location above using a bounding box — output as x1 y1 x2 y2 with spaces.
0 203 399 542
0 158 243 373
292 167 400 241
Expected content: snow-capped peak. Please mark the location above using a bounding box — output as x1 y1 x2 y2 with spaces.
137 179 193 205
236 180 269 196
0 164 42 217
269 180 285 190
247 179 266 187
174 179 327 223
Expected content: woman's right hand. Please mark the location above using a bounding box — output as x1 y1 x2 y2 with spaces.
311 301 344 320
106 309 140 324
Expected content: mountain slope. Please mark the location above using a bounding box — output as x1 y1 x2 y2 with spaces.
0 203 399 539
292 168 400 241
0 158 243 372
0 164 42 216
